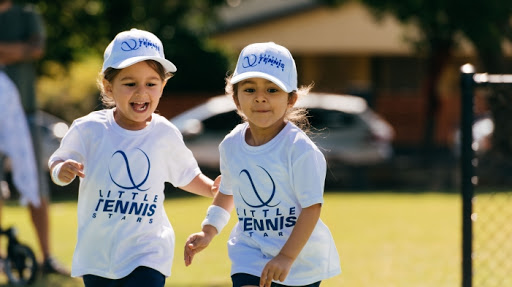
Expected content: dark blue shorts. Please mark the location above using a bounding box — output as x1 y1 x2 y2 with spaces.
83 266 165 287
232 273 321 287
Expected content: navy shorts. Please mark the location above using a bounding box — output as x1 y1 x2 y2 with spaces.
83 266 165 287
232 273 321 287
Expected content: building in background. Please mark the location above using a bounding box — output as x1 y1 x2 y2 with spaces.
208 0 510 150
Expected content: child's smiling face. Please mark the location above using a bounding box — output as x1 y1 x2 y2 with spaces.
103 61 167 130
235 77 296 143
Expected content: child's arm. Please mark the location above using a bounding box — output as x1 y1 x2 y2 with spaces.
260 203 322 287
184 191 234 266
180 174 221 198
49 159 85 186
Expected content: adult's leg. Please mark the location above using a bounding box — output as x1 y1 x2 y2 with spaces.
0 154 12 261
26 114 50 259
26 114 69 275
28 199 49 259
0 154 4 258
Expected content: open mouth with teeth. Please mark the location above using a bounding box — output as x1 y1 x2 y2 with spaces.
131 102 149 112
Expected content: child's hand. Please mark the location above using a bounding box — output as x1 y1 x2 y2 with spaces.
58 160 85 183
184 225 216 266
259 253 294 287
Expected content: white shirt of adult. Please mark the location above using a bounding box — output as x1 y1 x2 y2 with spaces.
0 71 39 206
48 109 201 279
219 122 341 286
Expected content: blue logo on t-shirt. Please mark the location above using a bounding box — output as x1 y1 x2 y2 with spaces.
237 166 297 237
239 166 280 208
109 149 150 191
92 148 157 224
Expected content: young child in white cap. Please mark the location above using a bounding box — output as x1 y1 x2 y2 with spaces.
48 28 220 287
184 42 341 287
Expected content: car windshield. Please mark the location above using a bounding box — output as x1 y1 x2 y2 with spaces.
202 111 242 132
308 108 357 130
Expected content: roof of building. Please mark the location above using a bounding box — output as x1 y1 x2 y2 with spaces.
212 1 425 55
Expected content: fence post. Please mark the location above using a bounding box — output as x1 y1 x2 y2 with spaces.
460 64 475 287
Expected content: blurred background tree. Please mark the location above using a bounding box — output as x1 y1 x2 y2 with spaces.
324 0 512 166
15 0 512 165
16 0 231 121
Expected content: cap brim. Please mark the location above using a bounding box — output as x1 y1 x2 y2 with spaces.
230 71 293 93
104 56 177 73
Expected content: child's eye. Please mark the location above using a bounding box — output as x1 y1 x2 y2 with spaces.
244 88 255 93
146 83 157 87
267 88 279 93
124 83 136 87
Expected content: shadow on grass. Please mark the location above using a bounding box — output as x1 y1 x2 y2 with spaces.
0 274 82 287
0 275 229 287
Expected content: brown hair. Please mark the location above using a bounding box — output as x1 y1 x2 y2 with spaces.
225 75 314 133
97 60 173 108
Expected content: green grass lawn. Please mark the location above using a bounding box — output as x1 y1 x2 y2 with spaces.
1 192 463 287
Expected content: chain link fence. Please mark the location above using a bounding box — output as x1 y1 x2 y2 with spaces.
460 65 512 287
473 191 512 287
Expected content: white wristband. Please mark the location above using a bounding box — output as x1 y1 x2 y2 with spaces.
201 205 231 234
51 162 69 186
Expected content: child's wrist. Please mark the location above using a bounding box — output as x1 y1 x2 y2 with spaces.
278 251 297 261
201 205 230 234
202 224 218 237
51 162 69 186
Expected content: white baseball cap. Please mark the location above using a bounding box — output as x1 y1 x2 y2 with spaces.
230 42 297 93
102 28 177 73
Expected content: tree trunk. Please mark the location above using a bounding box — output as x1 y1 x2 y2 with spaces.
422 39 453 165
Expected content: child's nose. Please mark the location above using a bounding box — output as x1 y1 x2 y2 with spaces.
136 86 149 95
254 91 267 102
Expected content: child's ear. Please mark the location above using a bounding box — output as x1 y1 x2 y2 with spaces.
232 94 240 108
288 92 298 107
156 80 167 99
103 79 113 95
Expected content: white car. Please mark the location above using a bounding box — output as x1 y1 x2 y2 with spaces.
170 93 394 170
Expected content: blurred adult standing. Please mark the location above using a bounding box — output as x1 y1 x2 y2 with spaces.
0 70 39 218
0 0 69 275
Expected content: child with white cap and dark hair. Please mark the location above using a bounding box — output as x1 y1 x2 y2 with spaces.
48 28 220 287
185 42 341 287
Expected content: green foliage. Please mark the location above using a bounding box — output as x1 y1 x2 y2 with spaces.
37 56 103 122
17 0 231 92
334 0 512 71
447 0 512 72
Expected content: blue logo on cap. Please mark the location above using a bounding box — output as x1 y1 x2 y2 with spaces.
120 38 161 53
242 53 285 72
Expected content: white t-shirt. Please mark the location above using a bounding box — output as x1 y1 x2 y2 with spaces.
48 109 201 279
219 122 341 286
0 71 39 206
